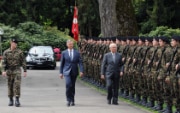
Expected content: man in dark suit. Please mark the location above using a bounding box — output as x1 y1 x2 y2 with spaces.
101 43 124 105
59 39 83 107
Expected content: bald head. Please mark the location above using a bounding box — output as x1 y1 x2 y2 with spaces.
109 43 117 53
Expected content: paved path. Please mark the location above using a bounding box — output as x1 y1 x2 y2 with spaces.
0 62 152 113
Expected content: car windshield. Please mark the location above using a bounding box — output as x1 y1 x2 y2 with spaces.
29 46 53 55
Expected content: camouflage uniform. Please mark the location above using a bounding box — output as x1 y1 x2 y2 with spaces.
153 46 165 110
160 45 172 112
96 43 104 86
132 44 144 102
81 41 89 79
139 45 151 105
92 43 99 84
2 48 26 98
117 44 126 95
100 43 109 88
126 44 137 99
146 46 158 107
171 45 180 112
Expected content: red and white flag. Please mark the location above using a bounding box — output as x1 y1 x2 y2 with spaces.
71 6 79 41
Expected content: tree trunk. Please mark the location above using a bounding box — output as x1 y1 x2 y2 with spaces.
98 0 138 37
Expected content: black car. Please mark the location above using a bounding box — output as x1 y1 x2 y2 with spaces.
26 46 56 69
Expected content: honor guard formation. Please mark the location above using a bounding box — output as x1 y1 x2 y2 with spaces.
78 36 180 113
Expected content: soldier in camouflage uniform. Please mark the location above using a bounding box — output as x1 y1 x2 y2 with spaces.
169 36 180 113
122 37 132 98
1 37 27 107
157 37 173 113
126 36 138 100
154 37 171 111
137 37 151 106
121 37 130 97
86 38 94 81
92 38 101 85
117 37 127 96
146 37 159 108
81 38 89 80
140 37 152 106
132 36 145 103
96 39 104 87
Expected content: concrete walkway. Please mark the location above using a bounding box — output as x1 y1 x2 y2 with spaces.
0 62 152 113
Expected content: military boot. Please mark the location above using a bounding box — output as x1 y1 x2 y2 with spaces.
155 103 163 111
139 97 147 106
162 105 172 113
175 108 180 113
119 88 124 96
134 95 141 103
128 93 135 101
146 100 155 108
8 97 14 106
15 97 20 107
123 90 129 98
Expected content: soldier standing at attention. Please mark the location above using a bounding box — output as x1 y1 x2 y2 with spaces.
146 37 159 108
169 36 180 113
1 37 27 107
154 36 170 111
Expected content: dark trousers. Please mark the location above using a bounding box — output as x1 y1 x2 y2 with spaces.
106 74 120 101
65 71 77 102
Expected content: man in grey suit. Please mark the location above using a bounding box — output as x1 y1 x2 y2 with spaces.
59 39 83 107
101 43 124 105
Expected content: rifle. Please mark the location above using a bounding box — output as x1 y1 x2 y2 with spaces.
166 47 177 75
147 47 158 72
127 46 137 68
133 47 143 68
156 47 166 71
121 45 129 64
139 47 150 71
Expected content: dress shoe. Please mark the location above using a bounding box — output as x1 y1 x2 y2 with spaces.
71 102 75 106
107 100 111 105
8 97 14 106
67 102 70 107
15 97 20 107
112 98 118 105
112 101 119 105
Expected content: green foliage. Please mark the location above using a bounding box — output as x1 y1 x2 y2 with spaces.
140 26 180 37
0 22 71 53
132 0 180 34
0 0 73 33
77 0 100 36
1 0 180 36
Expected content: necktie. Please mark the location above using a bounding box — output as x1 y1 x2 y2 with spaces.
112 53 115 63
70 50 73 60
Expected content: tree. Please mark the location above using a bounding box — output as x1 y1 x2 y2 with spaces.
133 0 180 34
98 0 138 37
77 0 100 37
